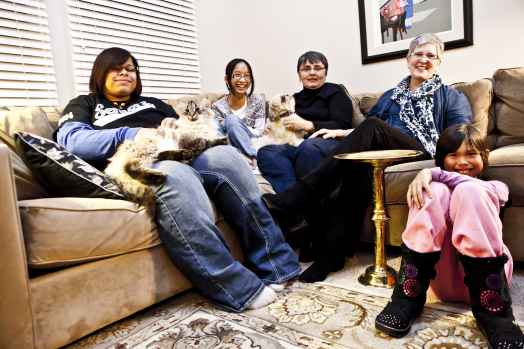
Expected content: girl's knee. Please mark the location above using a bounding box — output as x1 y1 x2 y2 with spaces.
451 181 486 199
430 181 451 198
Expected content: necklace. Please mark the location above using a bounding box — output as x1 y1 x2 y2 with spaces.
111 101 128 109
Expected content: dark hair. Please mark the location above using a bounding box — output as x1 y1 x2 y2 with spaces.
89 47 142 98
435 124 489 171
225 58 254 97
296 51 329 73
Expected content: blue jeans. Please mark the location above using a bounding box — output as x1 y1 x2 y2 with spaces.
152 145 299 312
257 137 340 193
220 115 257 158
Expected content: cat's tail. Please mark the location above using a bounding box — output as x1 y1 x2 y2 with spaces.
120 160 165 216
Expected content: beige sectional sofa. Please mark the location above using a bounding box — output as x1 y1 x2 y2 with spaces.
1 67 523 349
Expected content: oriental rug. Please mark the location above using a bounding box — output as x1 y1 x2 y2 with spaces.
66 281 509 349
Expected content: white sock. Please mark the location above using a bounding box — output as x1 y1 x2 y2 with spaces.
268 283 285 292
248 286 277 310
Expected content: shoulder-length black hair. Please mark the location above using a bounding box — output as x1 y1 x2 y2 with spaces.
435 124 489 171
89 47 142 98
225 58 254 97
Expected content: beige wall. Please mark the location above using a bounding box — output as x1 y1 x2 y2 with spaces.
197 0 524 96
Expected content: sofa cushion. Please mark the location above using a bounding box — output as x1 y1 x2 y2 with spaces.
385 159 435 204
41 106 62 129
492 67 524 148
351 93 383 127
485 144 524 206
0 107 54 139
452 79 493 138
15 132 125 199
19 197 160 267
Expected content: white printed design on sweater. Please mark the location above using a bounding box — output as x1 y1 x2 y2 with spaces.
93 101 156 127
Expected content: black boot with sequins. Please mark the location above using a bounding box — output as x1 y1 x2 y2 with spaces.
375 244 440 338
460 254 524 349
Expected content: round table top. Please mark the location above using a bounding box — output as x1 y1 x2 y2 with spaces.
334 149 423 162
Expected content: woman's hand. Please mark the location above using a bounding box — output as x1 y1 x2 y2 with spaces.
407 168 433 209
282 114 314 132
160 117 177 129
309 128 353 139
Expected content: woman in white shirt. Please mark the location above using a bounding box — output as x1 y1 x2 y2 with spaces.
212 58 265 168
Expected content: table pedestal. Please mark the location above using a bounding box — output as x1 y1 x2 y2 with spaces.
334 149 422 289
357 162 396 288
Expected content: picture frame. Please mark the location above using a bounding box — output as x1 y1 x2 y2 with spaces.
358 0 473 64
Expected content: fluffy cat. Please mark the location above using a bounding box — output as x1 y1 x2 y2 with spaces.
253 94 306 149
104 107 226 215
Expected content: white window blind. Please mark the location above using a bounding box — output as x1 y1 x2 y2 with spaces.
0 0 58 106
68 0 201 99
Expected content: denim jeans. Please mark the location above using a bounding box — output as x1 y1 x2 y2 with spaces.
257 137 340 193
152 145 299 312
220 114 257 158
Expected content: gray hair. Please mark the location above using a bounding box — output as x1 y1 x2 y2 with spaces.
407 33 444 60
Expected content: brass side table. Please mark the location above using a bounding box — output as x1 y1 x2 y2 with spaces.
334 149 422 288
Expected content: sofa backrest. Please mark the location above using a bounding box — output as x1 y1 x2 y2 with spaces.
0 107 54 200
452 79 493 143
490 67 524 149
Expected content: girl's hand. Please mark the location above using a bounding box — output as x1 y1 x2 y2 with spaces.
407 168 433 209
160 117 178 129
282 114 314 132
309 128 353 139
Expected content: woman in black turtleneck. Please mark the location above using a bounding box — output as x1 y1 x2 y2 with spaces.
257 51 354 193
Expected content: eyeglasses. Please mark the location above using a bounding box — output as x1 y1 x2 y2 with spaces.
410 52 439 61
232 73 251 81
299 65 326 73
111 65 138 73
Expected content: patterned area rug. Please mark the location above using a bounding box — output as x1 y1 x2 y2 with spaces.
66 281 513 349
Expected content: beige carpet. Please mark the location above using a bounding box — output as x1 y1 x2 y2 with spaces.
65 251 524 349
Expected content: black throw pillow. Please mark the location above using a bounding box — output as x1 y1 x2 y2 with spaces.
15 132 124 199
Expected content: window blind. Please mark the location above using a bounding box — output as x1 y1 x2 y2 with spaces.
0 0 58 106
68 0 201 99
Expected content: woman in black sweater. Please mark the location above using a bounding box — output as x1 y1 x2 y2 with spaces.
257 51 354 193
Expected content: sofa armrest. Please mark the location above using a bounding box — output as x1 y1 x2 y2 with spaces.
0 144 35 348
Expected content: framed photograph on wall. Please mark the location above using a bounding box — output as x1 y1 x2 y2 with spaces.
358 0 473 64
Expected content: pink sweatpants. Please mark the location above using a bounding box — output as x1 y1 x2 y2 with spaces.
402 181 513 303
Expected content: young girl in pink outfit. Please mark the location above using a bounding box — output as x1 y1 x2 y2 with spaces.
376 124 523 348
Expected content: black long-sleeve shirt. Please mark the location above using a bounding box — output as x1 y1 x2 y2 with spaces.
293 82 353 132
